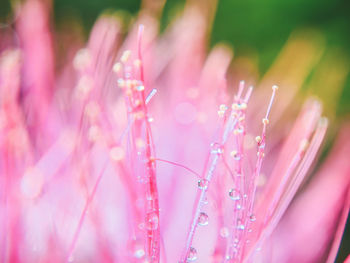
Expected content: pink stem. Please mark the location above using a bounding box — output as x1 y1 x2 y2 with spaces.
67 160 109 262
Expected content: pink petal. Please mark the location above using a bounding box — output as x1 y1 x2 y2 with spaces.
269 124 350 263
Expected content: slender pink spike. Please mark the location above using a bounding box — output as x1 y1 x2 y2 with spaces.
137 24 145 82
326 187 350 263
253 99 322 221
67 160 109 262
197 45 232 105
146 88 158 104
235 80 245 101
243 100 322 261
181 102 240 262
264 85 278 120
17 0 54 145
137 24 145 59
243 86 254 103
247 118 328 261
267 124 350 263
248 85 279 212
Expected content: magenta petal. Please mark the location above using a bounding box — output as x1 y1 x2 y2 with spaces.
270 125 350 263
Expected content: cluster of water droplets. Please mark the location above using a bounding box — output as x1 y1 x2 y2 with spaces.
181 82 278 263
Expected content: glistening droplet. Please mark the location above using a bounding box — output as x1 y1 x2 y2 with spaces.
198 179 209 190
249 214 256 222
187 247 198 262
237 219 245 230
134 249 145 258
198 212 209 226
228 189 241 201
146 212 159 230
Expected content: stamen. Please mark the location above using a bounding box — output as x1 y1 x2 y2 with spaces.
121 50 131 63
243 86 254 103
264 85 278 121
235 80 245 101
145 89 157 104
113 62 122 73
137 24 145 60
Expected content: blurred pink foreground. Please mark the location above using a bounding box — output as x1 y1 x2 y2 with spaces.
0 0 349 262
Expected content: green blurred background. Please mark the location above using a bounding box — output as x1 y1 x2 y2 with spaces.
1 0 349 261
58 0 350 117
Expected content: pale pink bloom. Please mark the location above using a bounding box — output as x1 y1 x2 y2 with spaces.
0 1 348 263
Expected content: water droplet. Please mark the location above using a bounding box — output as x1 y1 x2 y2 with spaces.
237 125 244 132
237 224 245 230
249 214 256 222
198 179 209 190
136 85 145 91
237 219 245 230
134 248 145 258
187 247 198 262
210 143 223 155
233 126 244 135
220 227 229 238
131 239 145 259
146 212 159 230
198 212 209 226
233 153 241 160
258 142 266 149
117 78 125 87
228 189 241 201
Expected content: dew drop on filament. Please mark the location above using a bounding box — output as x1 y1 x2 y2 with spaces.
198 212 209 226
198 179 209 190
146 212 159 230
187 247 198 262
249 214 256 222
228 189 241 201
237 219 245 230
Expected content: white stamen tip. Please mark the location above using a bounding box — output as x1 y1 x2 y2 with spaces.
121 50 131 63
262 118 269 125
113 62 122 73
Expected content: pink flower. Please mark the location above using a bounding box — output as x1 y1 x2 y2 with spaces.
0 0 348 262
